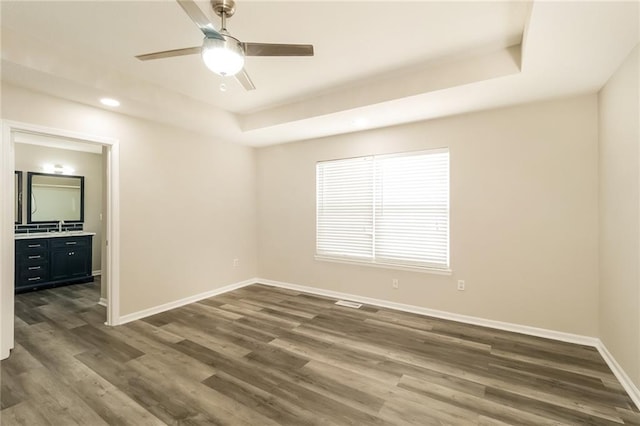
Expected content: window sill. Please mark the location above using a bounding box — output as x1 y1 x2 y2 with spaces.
314 255 452 276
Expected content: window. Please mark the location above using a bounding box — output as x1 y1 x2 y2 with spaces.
316 149 449 272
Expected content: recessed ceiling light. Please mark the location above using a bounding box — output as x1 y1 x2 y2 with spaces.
100 98 120 107
353 117 368 128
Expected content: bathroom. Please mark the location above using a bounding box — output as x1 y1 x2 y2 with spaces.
13 133 104 302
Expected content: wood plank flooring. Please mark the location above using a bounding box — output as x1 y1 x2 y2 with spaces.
1 280 639 425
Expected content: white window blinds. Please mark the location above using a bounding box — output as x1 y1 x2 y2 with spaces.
316 149 449 271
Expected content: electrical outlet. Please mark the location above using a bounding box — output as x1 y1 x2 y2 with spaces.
392 279 399 289
457 280 465 291
233 258 239 268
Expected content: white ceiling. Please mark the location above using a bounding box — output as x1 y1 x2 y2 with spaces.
1 1 639 146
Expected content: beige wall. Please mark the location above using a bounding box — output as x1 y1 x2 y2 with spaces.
2 83 605 339
599 44 640 388
2 83 258 316
3 59 638 390
15 143 103 273
257 95 600 336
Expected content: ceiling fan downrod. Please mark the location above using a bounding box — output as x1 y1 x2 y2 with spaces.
212 0 236 31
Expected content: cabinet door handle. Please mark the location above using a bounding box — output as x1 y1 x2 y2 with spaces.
28 244 41 248
28 266 41 270
28 277 41 281
65 242 77 245
28 255 41 259
68 251 75 256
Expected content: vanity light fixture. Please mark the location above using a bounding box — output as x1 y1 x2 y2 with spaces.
100 97 120 107
43 164 75 175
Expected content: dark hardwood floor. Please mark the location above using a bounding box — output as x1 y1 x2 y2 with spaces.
1 280 639 425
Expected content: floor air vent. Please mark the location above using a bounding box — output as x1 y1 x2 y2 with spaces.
335 300 362 309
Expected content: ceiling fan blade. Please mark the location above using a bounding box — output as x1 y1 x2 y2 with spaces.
235 68 256 91
136 46 201 61
176 0 223 40
242 42 314 57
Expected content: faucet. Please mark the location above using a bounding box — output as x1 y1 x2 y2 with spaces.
58 220 64 232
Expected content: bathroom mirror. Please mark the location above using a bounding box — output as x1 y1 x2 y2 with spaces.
27 172 84 223
15 171 22 224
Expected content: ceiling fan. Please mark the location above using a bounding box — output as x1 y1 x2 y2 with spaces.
135 0 314 91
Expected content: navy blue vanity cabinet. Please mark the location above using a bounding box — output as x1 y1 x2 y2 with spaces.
15 235 93 293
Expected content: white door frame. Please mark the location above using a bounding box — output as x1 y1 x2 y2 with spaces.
1 120 120 359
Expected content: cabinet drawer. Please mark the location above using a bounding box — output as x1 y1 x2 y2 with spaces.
16 239 49 252
51 237 90 249
22 252 48 263
17 274 47 287
19 263 48 275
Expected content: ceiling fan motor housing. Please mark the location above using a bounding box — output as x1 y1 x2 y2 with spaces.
212 0 236 18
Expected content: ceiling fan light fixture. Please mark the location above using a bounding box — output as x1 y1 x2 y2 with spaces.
201 36 244 77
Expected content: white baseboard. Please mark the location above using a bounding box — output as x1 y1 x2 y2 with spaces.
596 340 640 410
257 278 598 347
98 298 107 307
116 278 257 325
92 270 101 277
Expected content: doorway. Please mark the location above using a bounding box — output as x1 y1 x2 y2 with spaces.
1 120 120 359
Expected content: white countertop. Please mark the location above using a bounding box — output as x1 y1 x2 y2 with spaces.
15 231 97 240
